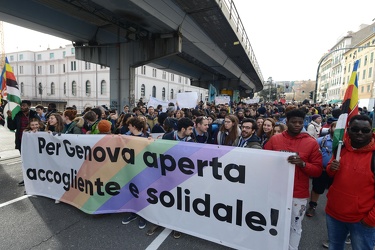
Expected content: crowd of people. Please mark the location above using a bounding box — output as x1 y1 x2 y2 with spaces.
3 98 375 249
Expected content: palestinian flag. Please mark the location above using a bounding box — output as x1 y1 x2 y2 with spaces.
2 57 21 119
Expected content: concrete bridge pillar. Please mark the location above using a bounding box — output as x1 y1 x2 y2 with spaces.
75 33 181 111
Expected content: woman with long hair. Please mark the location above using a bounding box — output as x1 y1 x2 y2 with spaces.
257 117 276 148
114 113 134 134
215 114 241 146
62 109 82 134
46 113 64 133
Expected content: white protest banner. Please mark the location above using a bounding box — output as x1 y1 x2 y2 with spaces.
21 132 294 250
215 95 231 105
147 96 169 111
243 98 260 104
176 92 198 108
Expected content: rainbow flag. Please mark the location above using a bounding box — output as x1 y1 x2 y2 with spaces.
333 60 359 156
2 57 21 118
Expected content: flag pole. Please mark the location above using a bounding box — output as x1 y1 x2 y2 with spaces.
336 141 343 161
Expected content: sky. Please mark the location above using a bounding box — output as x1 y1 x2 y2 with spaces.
2 0 375 82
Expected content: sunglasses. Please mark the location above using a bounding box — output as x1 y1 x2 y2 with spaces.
349 127 372 134
195 116 208 123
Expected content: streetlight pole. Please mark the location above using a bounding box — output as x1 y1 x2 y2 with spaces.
267 77 273 102
314 45 375 103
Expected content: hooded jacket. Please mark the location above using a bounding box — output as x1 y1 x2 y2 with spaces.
326 134 375 226
62 119 83 134
264 131 322 198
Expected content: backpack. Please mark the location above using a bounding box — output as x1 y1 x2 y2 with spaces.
304 115 312 129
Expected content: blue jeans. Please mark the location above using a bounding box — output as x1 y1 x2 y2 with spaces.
326 214 375 250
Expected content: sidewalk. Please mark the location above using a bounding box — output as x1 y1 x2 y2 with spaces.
0 125 20 161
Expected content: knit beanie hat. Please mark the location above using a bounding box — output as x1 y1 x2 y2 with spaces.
98 120 112 134
311 114 321 121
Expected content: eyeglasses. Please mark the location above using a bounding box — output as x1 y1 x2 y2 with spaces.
349 127 372 134
241 126 253 130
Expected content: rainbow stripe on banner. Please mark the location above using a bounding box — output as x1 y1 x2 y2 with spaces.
22 133 295 250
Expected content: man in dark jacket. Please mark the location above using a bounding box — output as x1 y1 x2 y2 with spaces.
233 118 261 149
162 117 194 142
7 100 40 186
7 100 40 151
45 102 58 120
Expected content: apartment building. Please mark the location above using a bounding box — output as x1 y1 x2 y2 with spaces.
6 44 207 112
317 22 375 106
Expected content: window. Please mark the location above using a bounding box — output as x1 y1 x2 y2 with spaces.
170 89 174 99
85 62 91 70
100 80 106 95
367 85 371 93
369 67 373 78
86 81 91 96
171 74 175 81
50 65 55 74
363 70 366 79
371 52 374 63
71 61 76 71
37 54 42 60
51 82 55 95
64 82 67 95
152 69 157 77
37 66 42 74
63 51 66 58
20 82 24 96
38 83 43 95
9 55 14 61
357 72 360 80
19 54 23 60
364 56 368 66
71 48 75 54
361 86 364 93
141 66 146 75
63 64 66 73
72 81 77 96
179 76 182 83
19 65 23 74
152 86 156 97
49 53 54 59
162 71 166 80
162 87 166 100
141 84 145 97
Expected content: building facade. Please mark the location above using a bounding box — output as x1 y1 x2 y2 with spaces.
6 44 208 112
317 22 375 106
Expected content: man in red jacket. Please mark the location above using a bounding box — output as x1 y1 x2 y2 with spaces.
326 115 375 250
264 109 322 250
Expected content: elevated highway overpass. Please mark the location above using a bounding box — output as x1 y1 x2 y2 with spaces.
0 0 264 108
